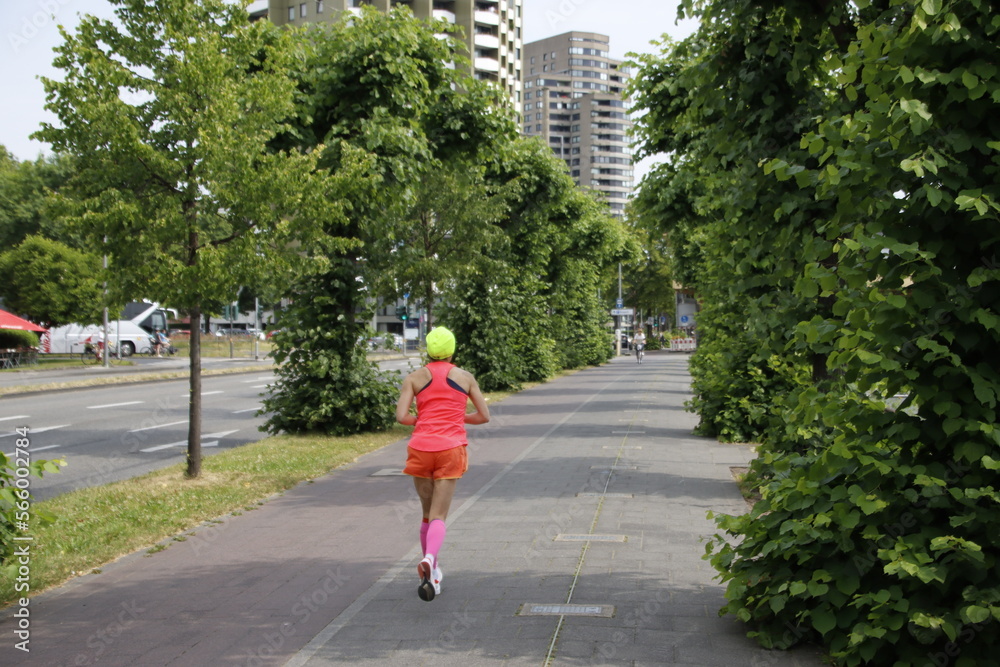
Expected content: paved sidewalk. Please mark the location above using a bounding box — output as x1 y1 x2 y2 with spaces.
1 353 823 666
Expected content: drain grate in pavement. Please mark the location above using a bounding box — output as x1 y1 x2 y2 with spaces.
369 469 406 476
518 603 615 617
554 533 627 542
590 465 638 470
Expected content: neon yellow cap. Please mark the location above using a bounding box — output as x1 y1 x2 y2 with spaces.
426 327 456 360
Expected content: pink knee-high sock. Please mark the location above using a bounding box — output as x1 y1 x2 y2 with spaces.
424 519 446 565
420 519 430 553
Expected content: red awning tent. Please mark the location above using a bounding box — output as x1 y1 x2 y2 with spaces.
0 308 47 332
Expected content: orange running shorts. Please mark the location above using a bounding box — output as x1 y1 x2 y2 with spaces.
403 446 468 480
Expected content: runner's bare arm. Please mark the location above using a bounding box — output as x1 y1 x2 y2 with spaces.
396 375 418 426
464 377 490 425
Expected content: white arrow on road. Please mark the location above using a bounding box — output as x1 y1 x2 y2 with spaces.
140 430 238 453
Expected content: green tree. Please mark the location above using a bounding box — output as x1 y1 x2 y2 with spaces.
365 161 507 328
36 0 343 477
0 148 77 249
443 137 636 389
628 0 844 443
262 7 510 434
0 235 104 327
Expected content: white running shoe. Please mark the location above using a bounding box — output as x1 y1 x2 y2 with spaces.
432 564 443 596
417 556 435 602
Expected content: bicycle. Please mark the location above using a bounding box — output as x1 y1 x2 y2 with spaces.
635 343 645 365
138 343 178 357
80 340 133 365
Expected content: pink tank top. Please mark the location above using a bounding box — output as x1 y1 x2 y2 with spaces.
408 362 469 452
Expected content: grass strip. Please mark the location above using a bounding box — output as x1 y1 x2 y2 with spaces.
0 426 410 607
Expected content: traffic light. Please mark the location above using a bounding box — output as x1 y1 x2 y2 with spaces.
395 305 408 321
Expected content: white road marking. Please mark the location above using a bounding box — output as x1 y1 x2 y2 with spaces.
88 401 144 410
0 415 30 423
0 425 69 439
3 444 61 458
179 391 224 397
128 420 189 433
231 407 259 414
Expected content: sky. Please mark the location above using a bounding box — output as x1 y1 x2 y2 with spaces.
1 0 698 170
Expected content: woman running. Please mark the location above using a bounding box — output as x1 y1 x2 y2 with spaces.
395 326 490 602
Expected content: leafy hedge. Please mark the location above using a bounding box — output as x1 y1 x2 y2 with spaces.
632 0 1000 664
262 262 397 436
0 329 39 350
0 451 62 575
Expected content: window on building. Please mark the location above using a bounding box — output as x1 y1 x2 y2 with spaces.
300 3 307 17
316 0 324 12
287 6 295 20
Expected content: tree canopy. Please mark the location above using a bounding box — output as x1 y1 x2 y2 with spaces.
0 235 103 327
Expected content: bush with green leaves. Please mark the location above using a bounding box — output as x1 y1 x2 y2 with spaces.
442 268 556 392
0 451 62 575
688 305 808 444
262 263 398 436
634 0 1000 664
0 330 39 350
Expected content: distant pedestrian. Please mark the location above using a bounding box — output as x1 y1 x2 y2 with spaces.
395 326 490 602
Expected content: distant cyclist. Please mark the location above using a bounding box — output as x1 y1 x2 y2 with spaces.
86 330 105 361
395 327 490 602
633 330 646 364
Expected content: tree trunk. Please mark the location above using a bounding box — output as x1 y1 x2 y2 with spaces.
424 286 434 331
186 306 203 478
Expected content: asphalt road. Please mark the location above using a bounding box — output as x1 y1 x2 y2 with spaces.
1 355 421 501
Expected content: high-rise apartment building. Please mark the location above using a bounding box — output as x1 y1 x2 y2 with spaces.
522 32 633 218
261 0 523 113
